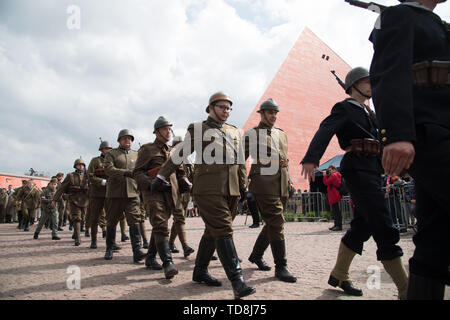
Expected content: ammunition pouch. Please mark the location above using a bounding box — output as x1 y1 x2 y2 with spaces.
349 138 382 157
412 61 450 87
94 168 107 178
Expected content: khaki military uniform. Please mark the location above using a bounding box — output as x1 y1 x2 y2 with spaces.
15 186 40 228
159 117 247 240
134 139 185 244
104 148 141 227
245 122 289 241
87 155 109 239
56 179 67 226
53 171 89 241
35 187 59 237
0 192 8 223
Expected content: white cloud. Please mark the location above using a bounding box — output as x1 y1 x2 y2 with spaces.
1 0 449 175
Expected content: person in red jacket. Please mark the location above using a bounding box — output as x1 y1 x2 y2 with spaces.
323 165 342 231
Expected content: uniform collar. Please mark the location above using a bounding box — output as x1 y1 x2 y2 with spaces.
75 170 84 175
154 138 169 151
257 121 274 130
401 2 434 13
119 147 131 154
347 98 370 115
205 116 224 129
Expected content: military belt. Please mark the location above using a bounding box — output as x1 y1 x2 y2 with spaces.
348 138 382 157
255 159 289 167
412 61 450 87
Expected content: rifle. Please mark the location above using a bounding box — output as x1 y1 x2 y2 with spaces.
345 0 387 13
331 70 346 90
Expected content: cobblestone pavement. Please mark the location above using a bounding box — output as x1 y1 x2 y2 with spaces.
0 216 448 300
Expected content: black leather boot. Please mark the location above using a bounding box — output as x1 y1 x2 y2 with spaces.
23 219 30 232
216 237 255 299
248 233 271 271
145 234 162 270
328 275 363 296
129 224 147 263
192 235 222 287
183 244 195 258
169 242 180 253
33 232 39 239
104 227 115 260
270 240 297 283
156 240 178 279
121 232 129 242
407 273 445 300
73 222 81 246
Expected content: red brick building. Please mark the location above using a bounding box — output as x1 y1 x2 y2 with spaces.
0 172 50 190
242 28 352 192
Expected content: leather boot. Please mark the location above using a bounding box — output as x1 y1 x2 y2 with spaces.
248 233 271 271
407 273 445 300
183 244 195 258
156 240 178 279
129 224 147 263
23 219 29 232
85 228 90 237
140 222 149 249
329 241 363 296
104 227 115 260
90 231 97 249
169 242 180 253
33 232 39 239
193 235 222 286
216 237 255 299
73 222 81 246
381 257 409 300
145 234 162 270
270 240 297 282
80 221 85 232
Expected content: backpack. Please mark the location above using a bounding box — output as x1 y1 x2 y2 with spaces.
334 177 348 196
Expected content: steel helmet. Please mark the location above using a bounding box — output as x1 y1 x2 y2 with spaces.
153 116 173 133
206 92 233 113
98 140 112 151
258 98 280 113
344 67 370 94
73 158 86 169
117 129 134 142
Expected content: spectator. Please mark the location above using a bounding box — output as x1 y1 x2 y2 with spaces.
322 165 343 231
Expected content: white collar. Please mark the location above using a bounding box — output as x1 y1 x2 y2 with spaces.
347 98 369 115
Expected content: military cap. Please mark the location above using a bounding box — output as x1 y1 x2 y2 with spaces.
73 158 86 169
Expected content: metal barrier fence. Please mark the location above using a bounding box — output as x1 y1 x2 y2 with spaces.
286 184 415 232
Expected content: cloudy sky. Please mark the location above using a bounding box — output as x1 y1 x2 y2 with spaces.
1 0 449 176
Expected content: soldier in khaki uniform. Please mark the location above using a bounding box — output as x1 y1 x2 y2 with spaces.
0 189 8 223
154 92 255 299
104 129 146 263
53 159 90 246
55 173 66 230
14 181 27 229
134 118 193 279
15 180 40 232
34 178 61 240
167 136 195 258
244 98 297 283
87 141 113 249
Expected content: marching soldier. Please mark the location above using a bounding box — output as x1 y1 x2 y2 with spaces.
301 67 408 299
154 92 255 299
55 172 66 230
167 136 195 258
243 98 297 283
15 180 40 232
133 118 192 279
34 178 61 240
53 159 90 246
87 140 112 249
103 129 147 263
369 0 450 299
0 189 8 223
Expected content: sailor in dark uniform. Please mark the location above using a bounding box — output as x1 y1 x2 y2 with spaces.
369 0 450 299
301 67 408 299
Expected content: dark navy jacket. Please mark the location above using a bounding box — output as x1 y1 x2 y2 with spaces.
301 98 382 173
369 3 450 145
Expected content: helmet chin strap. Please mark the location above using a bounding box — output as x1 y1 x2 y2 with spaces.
353 85 372 100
